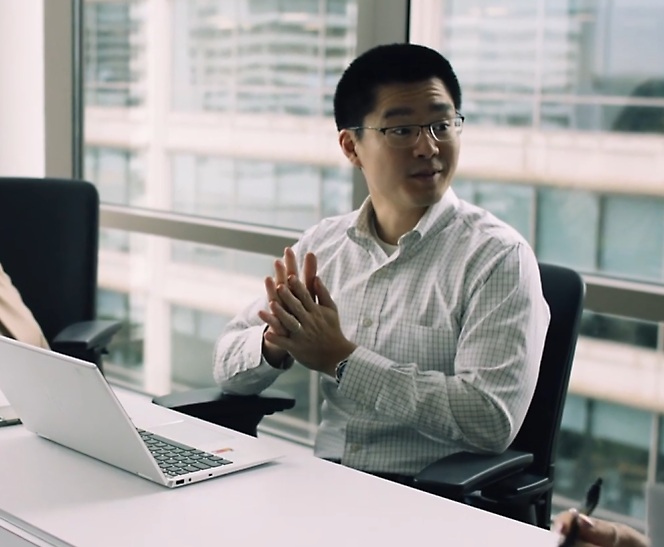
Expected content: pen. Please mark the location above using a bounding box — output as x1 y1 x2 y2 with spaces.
560 477 603 547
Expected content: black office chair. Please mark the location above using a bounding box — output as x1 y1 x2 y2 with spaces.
153 387 295 437
155 263 583 528
0 178 121 369
413 263 585 528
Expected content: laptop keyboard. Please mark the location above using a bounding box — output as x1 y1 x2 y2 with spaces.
137 429 232 478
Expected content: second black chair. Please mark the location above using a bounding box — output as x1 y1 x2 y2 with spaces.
0 178 121 367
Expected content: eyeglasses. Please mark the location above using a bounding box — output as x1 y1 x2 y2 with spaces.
349 115 465 148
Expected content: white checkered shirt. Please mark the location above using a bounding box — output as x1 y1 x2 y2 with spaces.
214 188 550 476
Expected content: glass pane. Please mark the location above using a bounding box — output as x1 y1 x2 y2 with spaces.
171 305 230 389
599 195 664 282
537 187 598 272
541 103 664 133
579 311 658 350
463 98 534 128
84 1 145 106
170 153 345 231
556 396 651 519
85 146 146 206
85 0 356 230
98 288 145 384
442 1 538 95
469 180 534 242
542 0 664 97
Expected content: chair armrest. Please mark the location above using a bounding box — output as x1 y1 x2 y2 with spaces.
413 449 534 500
480 472 552 501
152 388 296 437
52 320 123 351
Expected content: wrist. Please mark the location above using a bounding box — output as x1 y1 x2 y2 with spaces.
262 331 290 369
325 342 356 378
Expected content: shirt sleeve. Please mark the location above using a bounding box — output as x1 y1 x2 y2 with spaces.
212 225 321 395
337 243 550 454
212 301 291 395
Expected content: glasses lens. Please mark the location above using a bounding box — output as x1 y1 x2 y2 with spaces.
431 118 463 141
384 126 420 148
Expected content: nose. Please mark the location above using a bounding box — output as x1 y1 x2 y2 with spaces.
412 127 439 158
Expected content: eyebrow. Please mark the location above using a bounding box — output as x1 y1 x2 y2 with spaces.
383 102 454 120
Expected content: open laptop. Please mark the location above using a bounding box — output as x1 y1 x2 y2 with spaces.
0 336 282 488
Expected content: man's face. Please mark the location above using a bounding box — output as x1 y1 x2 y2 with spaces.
339 78 461 219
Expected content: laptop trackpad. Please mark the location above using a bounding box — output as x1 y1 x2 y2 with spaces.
149 421 233 450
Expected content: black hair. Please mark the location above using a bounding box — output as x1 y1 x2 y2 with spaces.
333 43 462 131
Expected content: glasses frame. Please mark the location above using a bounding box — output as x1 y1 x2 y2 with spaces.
348 114 465 148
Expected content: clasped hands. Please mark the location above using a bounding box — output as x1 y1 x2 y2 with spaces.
258 247 356 377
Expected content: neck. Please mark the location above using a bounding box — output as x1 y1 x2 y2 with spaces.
372 205 427 245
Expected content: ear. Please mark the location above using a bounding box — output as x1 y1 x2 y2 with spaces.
338 129 363 169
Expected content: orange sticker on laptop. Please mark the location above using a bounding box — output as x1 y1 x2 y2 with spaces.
212 448 234 454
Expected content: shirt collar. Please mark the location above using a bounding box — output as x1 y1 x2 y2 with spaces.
347 187 460 247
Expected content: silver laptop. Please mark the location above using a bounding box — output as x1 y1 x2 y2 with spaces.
0 336 282 488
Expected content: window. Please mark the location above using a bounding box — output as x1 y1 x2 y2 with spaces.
97 288 145 383
558 397 652 519
411 0 664 522
171 153 351 231
172 0 357 116
84 0 357 418
171 305 230 389
84 1 146 107
536 187 598 272
599 195 664 282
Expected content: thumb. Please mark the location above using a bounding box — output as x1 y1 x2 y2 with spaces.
314 277 337 311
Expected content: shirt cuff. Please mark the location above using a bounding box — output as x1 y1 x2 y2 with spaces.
337 346 392 408
245 325 293 383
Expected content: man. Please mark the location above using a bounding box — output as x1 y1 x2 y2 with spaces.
0 262 49 349
214 43 550 479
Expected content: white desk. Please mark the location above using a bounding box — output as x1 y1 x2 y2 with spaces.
0 387 557 547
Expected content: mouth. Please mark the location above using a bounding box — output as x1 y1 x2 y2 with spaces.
409 168 443 182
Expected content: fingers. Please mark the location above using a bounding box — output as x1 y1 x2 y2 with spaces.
285 275 317 313
274 259 288 287
277 282 310 321
553 511 649 547
269 300 302 333
314 276 337 311
553 510 592 536
257 310 289 337
303 252 317 299
265 276 279 303
284 247 299 278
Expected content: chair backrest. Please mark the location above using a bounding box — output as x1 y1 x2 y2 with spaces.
511 263 585 479
0 178 99 343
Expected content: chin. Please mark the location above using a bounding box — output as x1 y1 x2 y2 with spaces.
412 184 449 207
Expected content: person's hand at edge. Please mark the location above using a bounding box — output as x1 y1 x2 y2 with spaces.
553 509 650 547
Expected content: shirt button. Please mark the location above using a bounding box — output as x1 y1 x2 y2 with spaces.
362 318 373 327
350 444 361 453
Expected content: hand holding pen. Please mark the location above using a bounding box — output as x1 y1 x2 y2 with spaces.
554 478 650 547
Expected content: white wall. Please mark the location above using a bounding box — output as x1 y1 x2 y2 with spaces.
0 0 45 177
